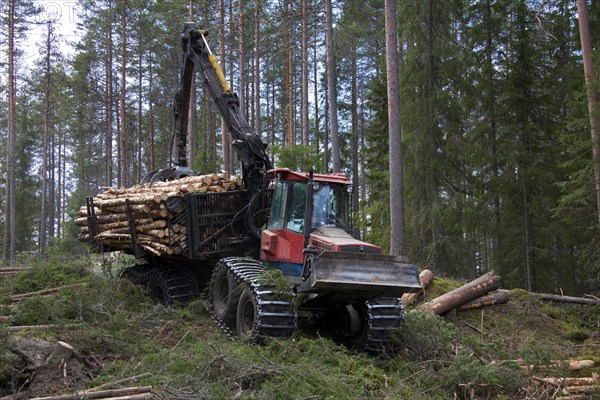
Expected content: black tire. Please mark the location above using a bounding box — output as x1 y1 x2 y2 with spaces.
342 303 369 350
236 287 258 343
210 263 240 329
146 267 200 305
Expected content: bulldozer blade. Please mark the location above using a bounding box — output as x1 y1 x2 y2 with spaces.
296 251 421 306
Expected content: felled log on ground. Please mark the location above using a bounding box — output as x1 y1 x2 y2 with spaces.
534 374 599 387
88 373 153 391
515 359 595 371
419 272 502 315
7 324 82 333
534 293 600 306
456 289 510 312
0 267 30 275
28 386 155 400
10 283 88 302
401 269 433 307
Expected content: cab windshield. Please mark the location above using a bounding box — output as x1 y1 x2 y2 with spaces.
268 179 349 234
310 183 348 230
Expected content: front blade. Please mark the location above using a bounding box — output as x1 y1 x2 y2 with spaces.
297 251 421 305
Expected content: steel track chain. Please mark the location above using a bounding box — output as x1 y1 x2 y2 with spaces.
209 257 298 343
361 297 405 355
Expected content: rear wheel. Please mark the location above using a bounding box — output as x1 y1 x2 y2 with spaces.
210 261 240 329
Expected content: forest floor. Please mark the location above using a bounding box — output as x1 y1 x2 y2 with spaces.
0 252 599 399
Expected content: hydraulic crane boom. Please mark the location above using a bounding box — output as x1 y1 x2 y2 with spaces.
170 22 272 195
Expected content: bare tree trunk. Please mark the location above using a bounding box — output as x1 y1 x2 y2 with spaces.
137 48 143 183
148 57 155 172
576 0 600 227
228 0 235 172
384 0 406 255
188 1 197 169
301 0 309 147
220 0 231 173
118 0 127 187
522 179 535 291
350 46 360 239
313 33 320 161
58 126 65 238
106 0 114 187
4 0 17 265
238 0 245 118
49 95 56 240
283 0 295 147
324 0 341 172
254 0 261 137
40 22 52 255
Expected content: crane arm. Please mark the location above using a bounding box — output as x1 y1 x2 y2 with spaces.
173 22 272 193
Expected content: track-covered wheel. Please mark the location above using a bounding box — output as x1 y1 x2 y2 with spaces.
209 257 298 343
209 260 241 329
344 297 405 355
146 266 200 305
236 287 258 342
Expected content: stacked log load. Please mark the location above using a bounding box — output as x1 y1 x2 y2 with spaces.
75 173 243 256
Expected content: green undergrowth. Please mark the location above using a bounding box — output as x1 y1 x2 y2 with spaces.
1 256 599 399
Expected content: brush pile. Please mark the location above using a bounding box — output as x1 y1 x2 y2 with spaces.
75 173 243 256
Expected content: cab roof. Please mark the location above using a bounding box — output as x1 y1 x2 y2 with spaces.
267 168 350 185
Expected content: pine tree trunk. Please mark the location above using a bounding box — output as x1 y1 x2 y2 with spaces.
148 57 155 173
301 0 309 147
283 0 295 147
350 46 360 239
137 48 143 183
4 0 17 265
220 0 231 173
385 0 406 256
254 0 261 137
106 0 114 187
187 0 196 169
118 0 128 187
228 0 235 172
313 32 320 158
40 22 52 255
238 0 245 119
484 0 501 274
576 0 600 227
324 0 341 172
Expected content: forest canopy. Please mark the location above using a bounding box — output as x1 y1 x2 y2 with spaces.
0 0 599 295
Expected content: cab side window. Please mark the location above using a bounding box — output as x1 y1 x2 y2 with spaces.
268 180 287 229
284 181 306 233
